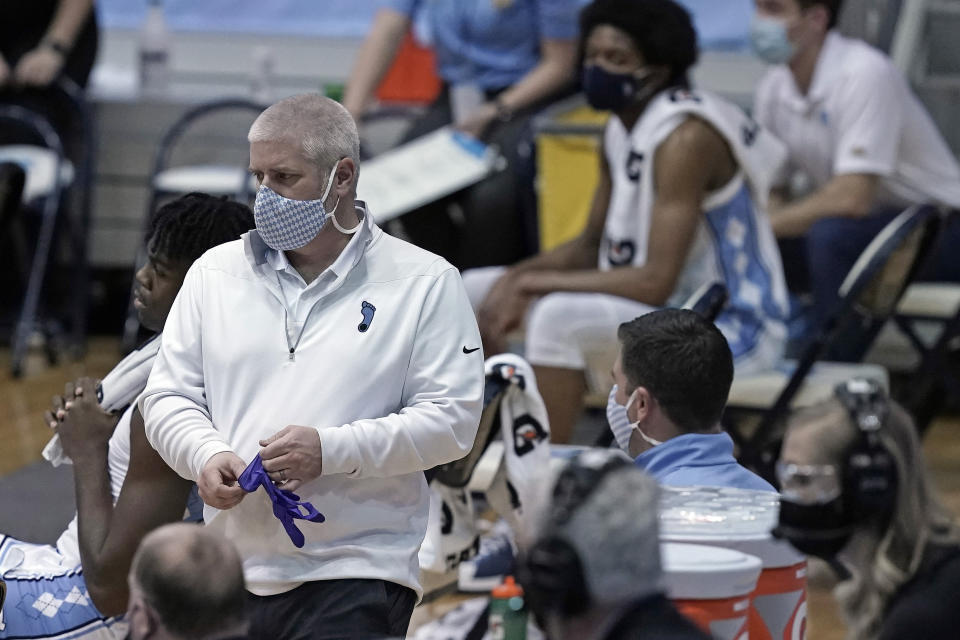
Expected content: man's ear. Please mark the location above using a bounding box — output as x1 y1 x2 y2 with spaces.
632 386 653 423
804 4 831 33
138 601 161 640
334 158 356 197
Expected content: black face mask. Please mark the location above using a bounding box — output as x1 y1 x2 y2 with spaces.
773 498 855 560
581 64 659 112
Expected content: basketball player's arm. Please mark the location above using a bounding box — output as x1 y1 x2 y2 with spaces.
477 142 611 343
514 118 718 306
77 407 193 616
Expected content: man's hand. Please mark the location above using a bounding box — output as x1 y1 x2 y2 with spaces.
199 452 247 510
260 426 323 492
14 46 65 87
455 102 498 141
53 378 119 459
477 271 533 354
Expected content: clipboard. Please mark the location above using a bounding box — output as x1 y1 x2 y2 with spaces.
356 126 502 223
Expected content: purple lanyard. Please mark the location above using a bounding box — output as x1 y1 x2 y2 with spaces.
238 455 325 548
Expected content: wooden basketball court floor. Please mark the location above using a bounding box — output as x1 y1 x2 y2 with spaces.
3 337 960 639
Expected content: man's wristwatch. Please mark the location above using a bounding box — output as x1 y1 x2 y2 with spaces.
493 97 514 123
41 38 70 57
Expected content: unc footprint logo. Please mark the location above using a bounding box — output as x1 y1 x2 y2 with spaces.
358 301 376 332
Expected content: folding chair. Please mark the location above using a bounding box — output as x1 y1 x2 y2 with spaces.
890 277 960 434
122 98 265 350
0 79 95 376
726 205 942 481
1 576 6 619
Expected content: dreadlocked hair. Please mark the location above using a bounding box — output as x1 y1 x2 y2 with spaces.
146 192 254 265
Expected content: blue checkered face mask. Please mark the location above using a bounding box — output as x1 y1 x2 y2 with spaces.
253 160 357 250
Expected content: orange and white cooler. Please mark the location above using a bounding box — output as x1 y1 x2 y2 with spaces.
660 487 808 640
661 542 762 640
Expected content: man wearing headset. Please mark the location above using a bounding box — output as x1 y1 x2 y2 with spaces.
517 450 709 640
776 379 960 640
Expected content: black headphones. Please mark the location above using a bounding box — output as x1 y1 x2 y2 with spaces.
834 378 898 521
515 451 630 618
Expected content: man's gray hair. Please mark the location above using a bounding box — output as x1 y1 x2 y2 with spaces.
248 94 360 184
531 456 664 607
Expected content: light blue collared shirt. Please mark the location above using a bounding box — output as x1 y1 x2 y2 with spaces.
634 432 776 492
386 0 580 89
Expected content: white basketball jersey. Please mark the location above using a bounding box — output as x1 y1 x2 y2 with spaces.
599 88 790 364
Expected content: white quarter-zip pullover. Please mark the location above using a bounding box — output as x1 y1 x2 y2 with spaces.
140 205 484 597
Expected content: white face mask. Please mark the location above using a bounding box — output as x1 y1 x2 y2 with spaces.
606 385 663 453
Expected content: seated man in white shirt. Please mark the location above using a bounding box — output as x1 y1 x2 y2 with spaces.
468 0 790 443
139 94 484 640
751 0 960 343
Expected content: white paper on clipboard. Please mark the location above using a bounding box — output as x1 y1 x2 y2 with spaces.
356 126 501 223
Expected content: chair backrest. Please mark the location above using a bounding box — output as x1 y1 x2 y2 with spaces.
839 205 940 317
432 372 509 488
149 98 265 199
745 205 941 473
682 281 729 322
0 106 66 213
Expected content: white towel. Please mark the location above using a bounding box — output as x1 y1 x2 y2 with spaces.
483 354 552 544
42 336 161 467
419 354 553 576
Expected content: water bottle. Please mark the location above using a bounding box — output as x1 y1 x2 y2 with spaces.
139 0 170 98
489 576 527 640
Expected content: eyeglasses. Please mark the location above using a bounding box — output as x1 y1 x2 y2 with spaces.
776 461 842 505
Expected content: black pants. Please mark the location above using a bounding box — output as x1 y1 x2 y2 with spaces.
395 86 547 270
246 579 416 640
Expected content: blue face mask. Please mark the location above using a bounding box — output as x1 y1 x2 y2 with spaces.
750 16 797 65
582 64 658 112
253 160 359 251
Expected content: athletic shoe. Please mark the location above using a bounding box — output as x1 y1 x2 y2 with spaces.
457 530 516 592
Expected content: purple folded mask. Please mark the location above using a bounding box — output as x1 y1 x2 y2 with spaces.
238 455 325 548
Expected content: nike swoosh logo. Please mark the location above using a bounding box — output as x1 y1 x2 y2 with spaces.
463 346 480 354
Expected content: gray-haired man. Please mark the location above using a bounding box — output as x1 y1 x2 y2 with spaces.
140 95 485 638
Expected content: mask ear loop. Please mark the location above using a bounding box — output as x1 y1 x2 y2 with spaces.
329 195 362 235
323 161 362 235
627 389 664 447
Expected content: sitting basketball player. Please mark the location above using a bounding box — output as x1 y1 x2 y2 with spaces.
467 0 790 443
0 194 253 639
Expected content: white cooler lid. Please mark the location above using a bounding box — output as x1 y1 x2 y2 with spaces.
659 486 805 568
661 542 762 600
